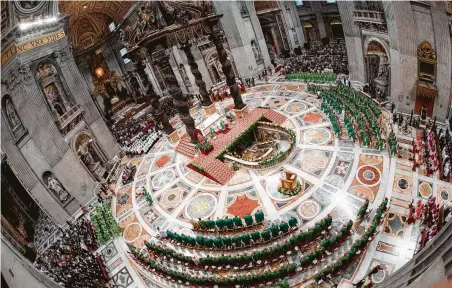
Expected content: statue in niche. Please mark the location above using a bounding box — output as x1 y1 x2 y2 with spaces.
251 40 263 62
77 138 100 172
4 98 21 129
376 56 389 82
45 174 70 204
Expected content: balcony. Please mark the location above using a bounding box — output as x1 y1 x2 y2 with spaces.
353 10 386 24
56 104 84 135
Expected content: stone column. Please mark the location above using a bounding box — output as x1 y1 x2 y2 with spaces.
180 41 215 115
207 20 246 112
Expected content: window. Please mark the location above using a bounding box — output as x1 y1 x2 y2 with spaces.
295 1 304 6
326 0 336 3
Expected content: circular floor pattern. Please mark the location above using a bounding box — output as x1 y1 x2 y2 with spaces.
266 174 296 201
151 169 176 189
303 128 332 145
185 193 217 220
372 268 387 283
440 189 450 201
298 200 321 220
123 223 143 243
285 102 307 114
357 165 381 186
397 178 409 190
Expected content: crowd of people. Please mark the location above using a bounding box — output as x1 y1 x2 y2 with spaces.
34 219 107 287
412 121 439 176
439 129 452 181
283 40 348 75
111 113 154 147
120 129 161 157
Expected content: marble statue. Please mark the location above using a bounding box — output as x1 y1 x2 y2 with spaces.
77 139 99 171
47 175 70 203
251 40 262 62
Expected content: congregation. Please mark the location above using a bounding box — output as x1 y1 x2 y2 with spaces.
34 219 107 288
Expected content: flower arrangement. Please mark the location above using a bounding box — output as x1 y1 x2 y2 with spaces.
278 180 302 196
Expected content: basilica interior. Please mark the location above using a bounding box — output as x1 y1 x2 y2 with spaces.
1 1 452 288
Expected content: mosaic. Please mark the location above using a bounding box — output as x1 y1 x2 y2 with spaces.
293 149 331 177
383 211 408 238
418 181 433 199
393 173 413 196
185 193 217 220
303 127 333 145
110 267 133 288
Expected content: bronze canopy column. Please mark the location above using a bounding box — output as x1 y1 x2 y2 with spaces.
180 41 215 115
153 43 197 142
207 20 246 112
132 49 175 136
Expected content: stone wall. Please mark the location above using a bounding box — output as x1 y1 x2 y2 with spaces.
1 24 118 225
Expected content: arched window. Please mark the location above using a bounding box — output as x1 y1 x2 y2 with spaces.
2 95 27 140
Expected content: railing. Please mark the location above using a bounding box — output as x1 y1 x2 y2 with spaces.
56 104 83 130
376 220 452 288
353 10 386 24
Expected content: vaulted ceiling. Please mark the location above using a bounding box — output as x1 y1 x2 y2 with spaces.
59 1 134 52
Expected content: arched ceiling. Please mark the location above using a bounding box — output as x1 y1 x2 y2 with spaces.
59 1 134 52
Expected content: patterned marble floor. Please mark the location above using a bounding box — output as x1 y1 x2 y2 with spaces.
102 80 452 288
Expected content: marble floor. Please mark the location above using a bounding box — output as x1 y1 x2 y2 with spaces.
101 80 452 288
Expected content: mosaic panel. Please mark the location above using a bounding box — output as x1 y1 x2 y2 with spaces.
149 168 177 192
110 267 133 288
393 173 413 196
136 156 153 178
295 110 327 127
292 149 332 177
383 211 408 238
100 241 118 263
418 180 433 199
299 127 334 146
347 155 383 202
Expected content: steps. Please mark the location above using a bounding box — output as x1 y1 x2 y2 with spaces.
175 136 196 159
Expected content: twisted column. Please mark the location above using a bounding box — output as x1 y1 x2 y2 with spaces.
133 50 174 135
158 48 197 142
180 41 213 107
207 21 245 110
